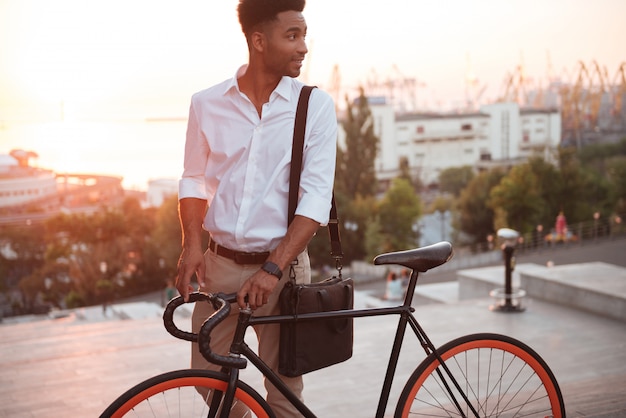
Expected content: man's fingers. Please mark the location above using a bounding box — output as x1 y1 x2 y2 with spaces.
197 265 206 288
175 265 194 302
236 292 247 309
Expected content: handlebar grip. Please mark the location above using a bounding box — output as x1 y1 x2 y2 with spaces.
163 291 247 369
198 292 247 369
163 292 213 342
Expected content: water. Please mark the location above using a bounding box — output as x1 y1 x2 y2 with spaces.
0 118 186 190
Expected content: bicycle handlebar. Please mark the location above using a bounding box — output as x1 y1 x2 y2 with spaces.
163 291 247 370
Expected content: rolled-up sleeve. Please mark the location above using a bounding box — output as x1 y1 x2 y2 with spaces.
178 97 210 201
295 89 338 225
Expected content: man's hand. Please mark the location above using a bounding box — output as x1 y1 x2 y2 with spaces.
237 270 279 310
175 247 206 302
176 198 208 302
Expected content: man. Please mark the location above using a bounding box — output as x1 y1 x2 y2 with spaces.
175 0 337 416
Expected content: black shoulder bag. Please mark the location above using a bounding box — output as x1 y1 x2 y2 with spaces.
278 85 354 377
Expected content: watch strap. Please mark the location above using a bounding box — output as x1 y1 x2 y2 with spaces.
261 261 283 279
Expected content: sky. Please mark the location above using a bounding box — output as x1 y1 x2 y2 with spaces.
1 0 624 189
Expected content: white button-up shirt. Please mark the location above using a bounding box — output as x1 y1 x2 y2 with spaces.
178 66 337 253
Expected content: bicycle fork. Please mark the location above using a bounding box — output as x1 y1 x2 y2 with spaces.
206 367 241 418
222 307 318 418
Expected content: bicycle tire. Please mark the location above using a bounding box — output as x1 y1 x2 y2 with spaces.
395 333 565 417
100 369 275 418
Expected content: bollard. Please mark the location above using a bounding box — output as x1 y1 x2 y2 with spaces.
490 228 526 313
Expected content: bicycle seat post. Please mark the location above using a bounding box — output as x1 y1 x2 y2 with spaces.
402 269 419 308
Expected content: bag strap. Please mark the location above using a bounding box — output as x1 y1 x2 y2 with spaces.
288 85 315 226
288 85 344 273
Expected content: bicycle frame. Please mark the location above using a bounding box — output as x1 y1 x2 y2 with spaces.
217 268 476 418
112 242 563 418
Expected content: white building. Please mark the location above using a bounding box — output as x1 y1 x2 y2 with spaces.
146 178 178 208
0 153 57 209
340 100 561 188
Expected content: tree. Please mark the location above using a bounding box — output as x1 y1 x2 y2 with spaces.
398 156 423 192
363 216 384 262
557 147 610 223
335 87 379 199
327 87 380 263
378 178 422 253
575 140 626 217
488 164 544 234
149 194 187 285
0 223 46 299
607 156 626 213
439 166 475 197
340 193 378 263
12 197 163 313
524 156 562 229
456 169 505 246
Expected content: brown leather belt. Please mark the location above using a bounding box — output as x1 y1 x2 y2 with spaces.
208 238 269 265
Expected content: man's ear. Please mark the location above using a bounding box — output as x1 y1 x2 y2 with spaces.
250 31 265 53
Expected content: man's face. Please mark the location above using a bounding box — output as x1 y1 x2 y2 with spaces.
262 10 308 78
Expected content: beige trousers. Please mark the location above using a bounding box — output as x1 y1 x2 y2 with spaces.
191 249 311 418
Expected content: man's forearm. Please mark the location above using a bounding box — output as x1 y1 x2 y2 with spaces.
268 215 320 271
178 197 208 250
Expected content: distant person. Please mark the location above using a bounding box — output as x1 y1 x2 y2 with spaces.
555 211 567 239
163 279 176 307
175 0 337 415
385 272 403 301
400 269 410 295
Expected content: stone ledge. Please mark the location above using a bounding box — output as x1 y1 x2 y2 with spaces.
520 262 626 322
456 263 544 300
456 262 626 322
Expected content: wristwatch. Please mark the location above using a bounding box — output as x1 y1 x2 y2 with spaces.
261 261 283 279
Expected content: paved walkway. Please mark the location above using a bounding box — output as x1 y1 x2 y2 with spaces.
1 238 626 417
2 294 625 416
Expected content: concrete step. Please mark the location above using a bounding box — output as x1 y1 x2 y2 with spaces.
457 262 626 322
520 261 626 322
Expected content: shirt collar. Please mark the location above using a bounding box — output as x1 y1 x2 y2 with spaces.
223 64 294 103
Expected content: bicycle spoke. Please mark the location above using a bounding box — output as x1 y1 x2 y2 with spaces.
396 334 564 418
101 370 272 418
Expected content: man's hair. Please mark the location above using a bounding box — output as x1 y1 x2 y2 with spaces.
237 0 306 36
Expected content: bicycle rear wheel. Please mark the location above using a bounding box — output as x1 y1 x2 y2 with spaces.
100 369 274 418
396 333 565 417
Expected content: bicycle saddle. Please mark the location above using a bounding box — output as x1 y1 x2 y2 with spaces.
373 241 453 272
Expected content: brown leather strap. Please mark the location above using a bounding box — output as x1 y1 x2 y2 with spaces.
208 238 269 265
288 86 343 262
288 85 315 226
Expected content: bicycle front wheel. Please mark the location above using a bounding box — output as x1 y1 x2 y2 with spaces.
396 333 565 417
100 369 274 418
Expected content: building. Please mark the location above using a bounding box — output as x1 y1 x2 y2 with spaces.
0 150 125 224
339 100 561 189
0 151 57 211
146 178 178 208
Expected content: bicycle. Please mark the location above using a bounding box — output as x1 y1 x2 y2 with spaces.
100 241 565 417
